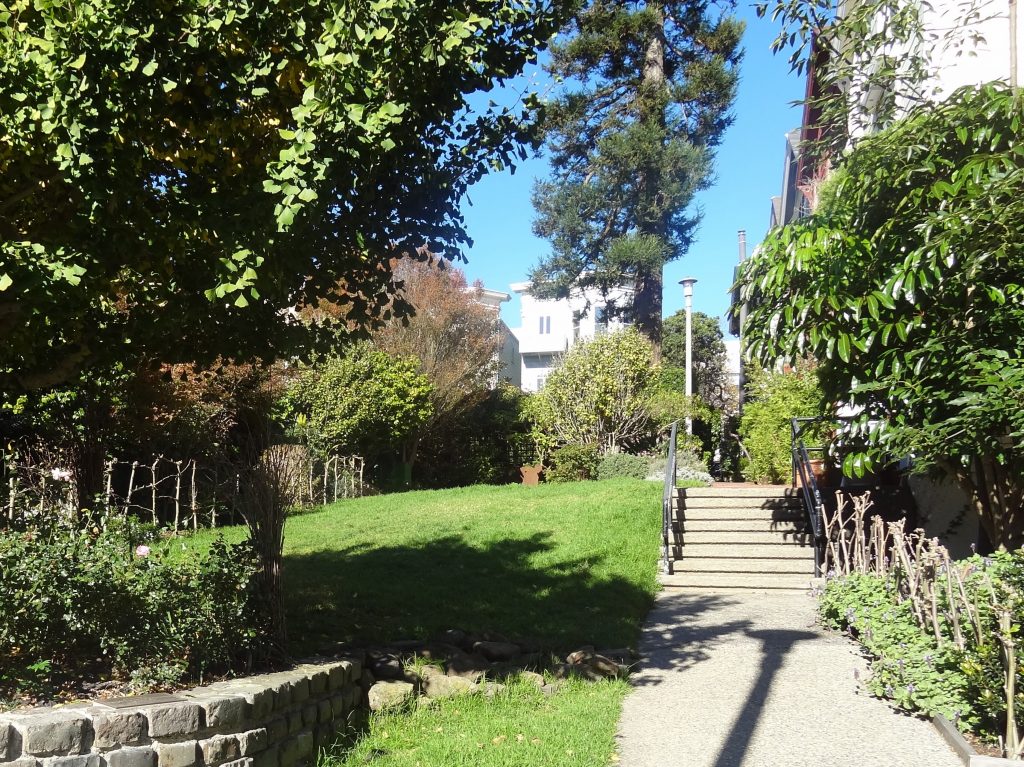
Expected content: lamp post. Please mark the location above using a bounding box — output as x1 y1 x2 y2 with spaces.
679 277 698 435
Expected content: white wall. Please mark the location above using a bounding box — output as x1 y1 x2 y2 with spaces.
509 282 634 392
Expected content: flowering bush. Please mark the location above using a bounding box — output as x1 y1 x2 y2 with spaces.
0 513 260 702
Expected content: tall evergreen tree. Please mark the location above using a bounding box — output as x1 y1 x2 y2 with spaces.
530 1 742 357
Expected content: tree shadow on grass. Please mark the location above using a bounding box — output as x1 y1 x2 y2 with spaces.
282 531 656 656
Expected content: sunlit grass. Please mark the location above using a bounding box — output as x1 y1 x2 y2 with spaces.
323 678 628 767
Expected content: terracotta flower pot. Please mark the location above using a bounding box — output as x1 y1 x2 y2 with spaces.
519 464 543 486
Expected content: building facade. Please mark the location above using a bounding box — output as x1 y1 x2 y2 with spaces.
508 282 633 392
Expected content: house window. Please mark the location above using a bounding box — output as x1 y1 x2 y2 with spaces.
538 316 551 334
595 306 609 335
572 316 580 340
536 374 547 390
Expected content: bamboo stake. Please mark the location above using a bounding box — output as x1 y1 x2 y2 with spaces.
151 459 160 525
173 460 183 534
127 461 138 514
190 461 198 531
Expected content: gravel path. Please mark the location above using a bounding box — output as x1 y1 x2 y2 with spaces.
616 590 962 767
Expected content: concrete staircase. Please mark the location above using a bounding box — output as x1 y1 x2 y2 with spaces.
660 485 818 593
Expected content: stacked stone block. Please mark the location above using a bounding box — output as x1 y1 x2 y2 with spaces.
0 659 363 767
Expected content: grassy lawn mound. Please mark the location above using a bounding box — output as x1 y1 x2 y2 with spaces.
176 478 661 765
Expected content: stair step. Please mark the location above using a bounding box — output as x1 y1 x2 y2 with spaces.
678 497 803 510
683 485 800 499
682 519 806 533
681 508 806 522
659 571 818 592
681 542 813 559
673 557 814 574
682 530 813 545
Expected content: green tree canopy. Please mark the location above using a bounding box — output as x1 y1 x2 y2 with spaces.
0 0 568 392
529 0 742 354
735 85 1024 548
662 309 728 407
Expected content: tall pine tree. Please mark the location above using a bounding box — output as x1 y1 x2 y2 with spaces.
530 1 742 357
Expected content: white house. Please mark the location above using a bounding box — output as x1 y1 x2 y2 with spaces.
468 286 521 388
508 282 634 392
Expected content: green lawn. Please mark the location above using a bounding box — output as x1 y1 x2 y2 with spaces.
174 478 662 656
173 479 660 767
324 678 628 767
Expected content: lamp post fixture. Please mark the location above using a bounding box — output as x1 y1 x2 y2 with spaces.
679 277 698 435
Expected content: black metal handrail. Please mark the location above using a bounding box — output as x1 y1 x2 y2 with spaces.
662 421 679 575
791 417 826 577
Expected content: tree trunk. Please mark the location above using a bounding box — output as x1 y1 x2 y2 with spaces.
635 2 667 361
952 453 1024 551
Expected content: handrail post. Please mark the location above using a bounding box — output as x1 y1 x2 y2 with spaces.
662 421 679 575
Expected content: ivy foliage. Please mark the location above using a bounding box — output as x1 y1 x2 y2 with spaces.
735 84 1024 547
0 0 569 391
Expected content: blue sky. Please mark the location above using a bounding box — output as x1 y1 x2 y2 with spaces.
454 3 806 333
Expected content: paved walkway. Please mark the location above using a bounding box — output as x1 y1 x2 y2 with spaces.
616 590 962 767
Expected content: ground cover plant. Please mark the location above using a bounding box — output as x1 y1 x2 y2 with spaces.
818 496 1024 757
0 513 259 705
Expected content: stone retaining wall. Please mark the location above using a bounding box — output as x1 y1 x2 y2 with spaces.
0 658 363 767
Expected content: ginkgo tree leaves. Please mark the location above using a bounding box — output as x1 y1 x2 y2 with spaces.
0 0 568 391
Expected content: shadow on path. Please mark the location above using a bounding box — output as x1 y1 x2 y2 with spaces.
630 594 754 685
710 628 819 767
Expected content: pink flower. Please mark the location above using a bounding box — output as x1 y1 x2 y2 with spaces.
135 545 151 557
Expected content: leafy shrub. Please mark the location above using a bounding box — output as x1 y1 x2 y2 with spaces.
739 362 825 483
0 513 260 700
546 444 600 483
282 344 434 462
597 452 649 481
677 467 713 487
819 572 975 727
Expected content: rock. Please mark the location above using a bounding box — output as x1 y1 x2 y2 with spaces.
446 653 490 682
597 648 637 664
14 711 92 757
540 683 560 696
435 630 467 648
519 671 546 689
423 675 474 700
366 652 404 681
190 694 250 729
480 682 506 699
155 741 199 767
416 665 446 681
199 734 240 766
278 732 313 767
387 639 426 652
105 747 157 767
0 721 15 761
238 728 269 757
565 646 596 664
472 641 520 662
360 669 375 692
565 650 622 679
92 710 147 749
147 702 202 739
367 681 415 712
416 643 463 663
40 756 99 767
